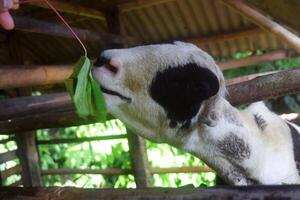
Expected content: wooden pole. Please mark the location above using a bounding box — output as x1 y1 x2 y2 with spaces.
0 65 72 89
8 33 42 187
218 50 295 70
13 15 138 45
1 68 300 133
105 6 152 188
2 186 300 200
220 0 300 53
41 166 213 176
15 133 43 187
127 130 153 188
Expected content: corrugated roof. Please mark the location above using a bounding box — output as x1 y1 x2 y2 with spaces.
0 0 290 65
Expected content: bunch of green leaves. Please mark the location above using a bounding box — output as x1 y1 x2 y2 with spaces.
65 56 106 122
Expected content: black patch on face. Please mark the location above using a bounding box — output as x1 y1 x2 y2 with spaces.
149 63 219 127
287 123 300 172
217 133 251 161
254 113 267 131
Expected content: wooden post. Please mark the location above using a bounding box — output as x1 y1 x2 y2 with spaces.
220 0 300 53
15 133 42 187
127 130 152 188
8 32 42 187
105 7 152 188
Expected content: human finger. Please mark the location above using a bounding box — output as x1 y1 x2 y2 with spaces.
0 11 14 30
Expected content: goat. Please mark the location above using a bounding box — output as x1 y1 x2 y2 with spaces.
92 41 300 185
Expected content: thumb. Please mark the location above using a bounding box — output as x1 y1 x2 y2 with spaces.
0 11 14 30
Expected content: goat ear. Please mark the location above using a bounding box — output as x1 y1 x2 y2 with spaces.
149 63 219 125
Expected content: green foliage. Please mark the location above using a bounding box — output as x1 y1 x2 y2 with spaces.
65 56 106 121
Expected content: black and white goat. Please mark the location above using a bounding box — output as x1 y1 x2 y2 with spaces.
92 42 300 185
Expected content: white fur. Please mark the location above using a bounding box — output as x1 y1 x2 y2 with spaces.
93 42 300 185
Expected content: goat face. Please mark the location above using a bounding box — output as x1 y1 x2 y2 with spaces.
92 42 225 141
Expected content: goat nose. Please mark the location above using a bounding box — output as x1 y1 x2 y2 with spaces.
94 56 110 68
94 56 120 75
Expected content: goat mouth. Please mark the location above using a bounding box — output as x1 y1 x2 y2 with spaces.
100 86 132 103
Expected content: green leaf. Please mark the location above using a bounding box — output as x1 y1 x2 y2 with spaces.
65 56 107 122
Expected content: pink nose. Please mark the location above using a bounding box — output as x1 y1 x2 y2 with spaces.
94 56 120 75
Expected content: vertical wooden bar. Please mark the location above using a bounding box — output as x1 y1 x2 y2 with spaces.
15 133 42 186
105 7 152 187
8 32 42 187
127 129 152 188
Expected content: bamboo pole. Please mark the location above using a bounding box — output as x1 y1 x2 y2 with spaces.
41 166 213 176
220 0 300 53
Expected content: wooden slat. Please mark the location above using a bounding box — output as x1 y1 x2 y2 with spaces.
37 134 127 145
220 0 300 53
29 0 105 21
1 165 22 179
41 166 212 176
119 0 175 13
0 150 17 164
219 50 296 70
42 168 130 176
2 186 300 199
151 166 214 174
187 27 263 45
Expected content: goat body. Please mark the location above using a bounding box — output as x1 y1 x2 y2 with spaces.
92 42 300 185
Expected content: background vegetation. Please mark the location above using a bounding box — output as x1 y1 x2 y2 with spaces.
1 50 299 188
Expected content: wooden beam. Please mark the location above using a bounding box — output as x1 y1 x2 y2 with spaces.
28 0 105 21
218 50 296 70
15 133 43 187
245 0 300 34
118 0 175 13
0 65 71 89
0 92 73 120
13 15 138 45
127 130 152 188
41 166 212 176
227 68 300 106
0 49 294 90
187 27 263 45
37 134 127 145
1 69 300 133
220 0 300 53
2 186 300 200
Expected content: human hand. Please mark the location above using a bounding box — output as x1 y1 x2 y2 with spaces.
0 0 19 30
